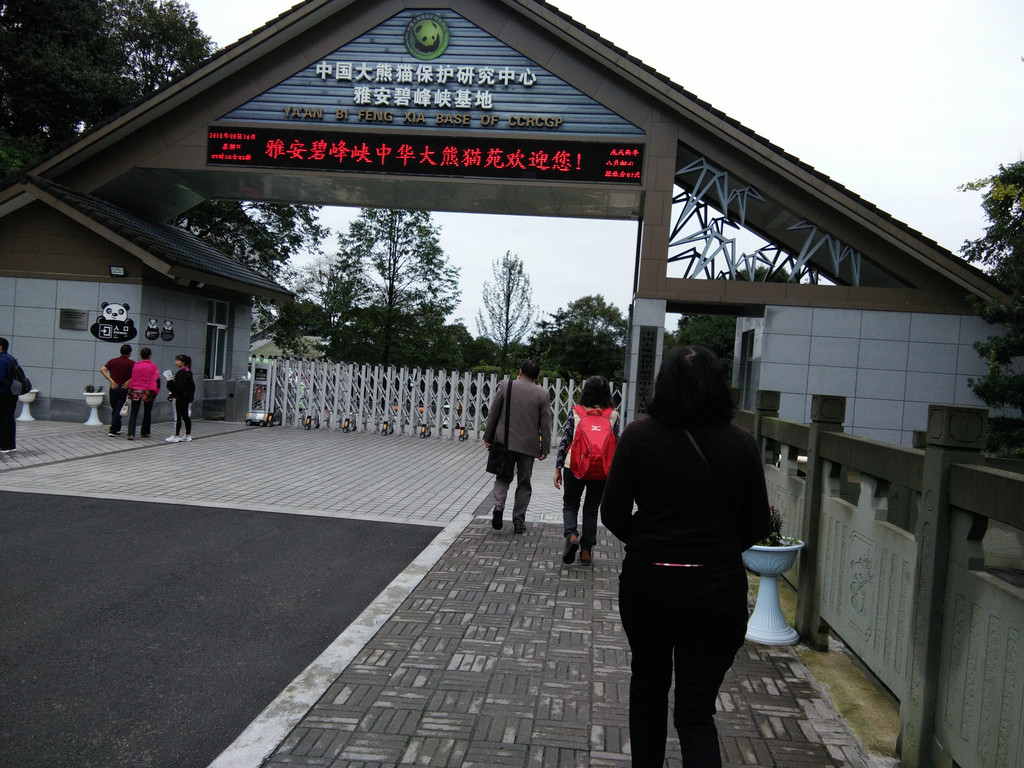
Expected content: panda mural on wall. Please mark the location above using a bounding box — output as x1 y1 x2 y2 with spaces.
90 302 137 342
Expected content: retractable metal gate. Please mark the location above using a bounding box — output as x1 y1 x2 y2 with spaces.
248 358 628 441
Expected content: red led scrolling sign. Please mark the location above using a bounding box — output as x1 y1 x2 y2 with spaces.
207 127 643 184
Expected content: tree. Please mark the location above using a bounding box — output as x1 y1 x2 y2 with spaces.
1 1 325 333
0 0 212 178
530 294 627 380
960 161 1024 455
339 208 460 367
176 200 329 328
111 0 213 98
421 322 478 370
271 252 364 358
476 251 537 370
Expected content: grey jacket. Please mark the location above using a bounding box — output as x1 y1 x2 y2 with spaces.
483 378 552 458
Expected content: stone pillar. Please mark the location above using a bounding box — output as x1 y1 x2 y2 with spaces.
623 298 666 423
795 394 846 650
900 405 987 768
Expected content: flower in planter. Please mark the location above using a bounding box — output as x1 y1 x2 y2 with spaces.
757 506 800 547
83 384 105 393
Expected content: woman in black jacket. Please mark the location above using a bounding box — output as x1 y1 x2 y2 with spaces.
601 346 771 768
165 354 195 443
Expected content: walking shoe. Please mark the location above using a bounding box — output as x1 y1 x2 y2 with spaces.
126 436 134 441
580 549 593 566
562 534 579 564
165 435 181 443
181 436 192 442
107 431 120 437
0 448 15 454
491 507 504 530
514 521 526 535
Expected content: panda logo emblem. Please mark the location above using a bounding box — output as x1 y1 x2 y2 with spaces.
405 13 449 60
90 301 138 342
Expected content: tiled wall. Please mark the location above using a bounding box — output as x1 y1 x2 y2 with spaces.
736 306 994 446
1 276 251 422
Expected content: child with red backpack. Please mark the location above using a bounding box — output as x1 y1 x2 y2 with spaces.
553 375 619 565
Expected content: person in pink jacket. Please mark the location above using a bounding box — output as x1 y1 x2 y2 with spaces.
126 347 160 440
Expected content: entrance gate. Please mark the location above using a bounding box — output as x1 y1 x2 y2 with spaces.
249 357 626 442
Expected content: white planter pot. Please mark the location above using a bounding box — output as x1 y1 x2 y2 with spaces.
83 392 105 425
17 389 38 421
742 541 805 645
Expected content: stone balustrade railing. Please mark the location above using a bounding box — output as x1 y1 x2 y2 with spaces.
745 391 1023 768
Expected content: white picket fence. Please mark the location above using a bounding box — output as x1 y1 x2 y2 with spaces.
247 358 627 440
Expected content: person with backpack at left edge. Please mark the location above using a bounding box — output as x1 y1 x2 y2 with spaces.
553 375 619 566
0 337 20 454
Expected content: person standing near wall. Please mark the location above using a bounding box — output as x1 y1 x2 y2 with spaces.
126 347 160 441
165 354 195 443
0 337 18 454
100 344 134 437
601 346 771 768
483 359 552 534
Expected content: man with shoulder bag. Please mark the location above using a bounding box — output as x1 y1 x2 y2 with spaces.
483 359 552 534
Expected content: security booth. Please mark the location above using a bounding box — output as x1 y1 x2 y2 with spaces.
245 358 280 426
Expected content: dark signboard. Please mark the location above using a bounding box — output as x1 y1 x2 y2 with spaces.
207 127 643 184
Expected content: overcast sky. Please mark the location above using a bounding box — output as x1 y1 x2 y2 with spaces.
186 0 1024 327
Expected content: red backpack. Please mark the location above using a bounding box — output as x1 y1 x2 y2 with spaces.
568 405 616 481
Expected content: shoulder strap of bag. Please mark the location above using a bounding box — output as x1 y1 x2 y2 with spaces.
502 380 513 445
685 429 735 522
684 429 710 469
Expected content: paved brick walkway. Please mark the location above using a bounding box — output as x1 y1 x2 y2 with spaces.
2 420 881 768
258 519 874 768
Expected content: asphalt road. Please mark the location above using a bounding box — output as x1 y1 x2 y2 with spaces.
0 493 440 768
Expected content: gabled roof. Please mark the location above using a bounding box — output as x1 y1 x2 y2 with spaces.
0 0 1004 308
15 176 292 302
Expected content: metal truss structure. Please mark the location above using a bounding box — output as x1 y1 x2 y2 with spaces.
668 157 863 286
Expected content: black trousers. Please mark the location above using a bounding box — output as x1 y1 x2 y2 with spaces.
127 398 153 437
108 387 129 433
174 398 191 436
561 470 604 550
618 558 748 768
0 392 16 450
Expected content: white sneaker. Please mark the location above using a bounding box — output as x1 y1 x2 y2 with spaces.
165 435 181 443
181 436 192 442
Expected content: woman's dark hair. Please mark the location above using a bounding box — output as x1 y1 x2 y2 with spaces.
175 354 191 367
647 345 734 427
578 375 613 409
139 347 152 359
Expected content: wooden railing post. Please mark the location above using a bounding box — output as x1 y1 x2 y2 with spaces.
900 404 988 768
752 389 780 465
795 394 846 650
